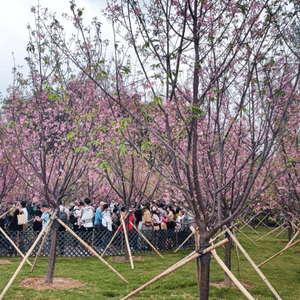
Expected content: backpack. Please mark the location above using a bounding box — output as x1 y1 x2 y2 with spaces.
52 210 67 229
69 213 77 225
81 207 94 223
58 210 68 223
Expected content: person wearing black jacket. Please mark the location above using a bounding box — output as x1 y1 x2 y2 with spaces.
32 205 42 232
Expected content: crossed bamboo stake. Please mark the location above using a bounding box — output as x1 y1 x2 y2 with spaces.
30 219 55 272
173 228 197 253
55 218 128 282
226 229 282 300
0 227 33 267
275 225 287 237
120 238 228 300
0 219 52 300
0 207 14 219
239 212 260 232
235 226 259 247
121 217 134 269
122 224 272 300
254 213 271 229
257 222 300 268
256 222 286 242
0 216 129 300
100 218 163 264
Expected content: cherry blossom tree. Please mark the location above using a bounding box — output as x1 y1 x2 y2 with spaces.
0 7 109 282
12 1 300 298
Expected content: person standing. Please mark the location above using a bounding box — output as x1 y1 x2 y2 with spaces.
141 203 153 250
32 205 43 232
72 201 83 247
166 206 175 230
35 203 51 255
134 204 143 230
73 201 83 232
20 201 28 231
37 204 50 230
111 206 119 232
94 201 105 231
8 203 23 232
80 198 94 246
57 202 68 255
152 208 161 249
175 209 184 230
101 204 112 250
26 202 35 221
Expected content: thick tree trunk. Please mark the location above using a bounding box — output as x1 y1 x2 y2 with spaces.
199 262 210 300
224 233 232 287
45 228 58 284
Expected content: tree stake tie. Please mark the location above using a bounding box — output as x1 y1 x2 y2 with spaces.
198 243 211 265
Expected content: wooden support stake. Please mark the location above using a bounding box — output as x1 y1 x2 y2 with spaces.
232 229 240 273
121 217 134 270
291 222 300 232
256 223 285 242
56 218 128 283
258 238 300 268
0 208 13 219
275 227 286 238
260 220 272 230
102 212 129 257
283 230 299 250
0 227 32 267
226 229 282 300
30 219 54 272
0 219 51 300
130 221 163 259
190 227 201 286
239 218 259 234
291 222 300 236
211 249 255 300
210 224 237 243
174 230 195 253
120 238 228 300
240 213 260 230
235 227 259 247
164 251 197 271
101 223 122 257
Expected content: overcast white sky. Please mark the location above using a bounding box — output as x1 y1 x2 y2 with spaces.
0 0 108 99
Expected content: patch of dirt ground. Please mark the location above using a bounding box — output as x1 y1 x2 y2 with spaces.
0 259 12 264
210 280 255 288
18 276 85 290
111 256 143 262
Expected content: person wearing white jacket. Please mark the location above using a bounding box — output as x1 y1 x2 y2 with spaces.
101 204 112 250
102 204 112 231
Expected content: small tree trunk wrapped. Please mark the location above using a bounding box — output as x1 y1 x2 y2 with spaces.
45 228 58 284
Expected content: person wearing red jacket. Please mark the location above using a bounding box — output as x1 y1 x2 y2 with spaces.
119 207 136 251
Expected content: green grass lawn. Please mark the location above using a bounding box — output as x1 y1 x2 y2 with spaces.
1 227 299 299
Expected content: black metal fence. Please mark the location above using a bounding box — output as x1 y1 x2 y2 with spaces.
0 226 195 257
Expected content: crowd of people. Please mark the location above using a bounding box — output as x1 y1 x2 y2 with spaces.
0 199 196 254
